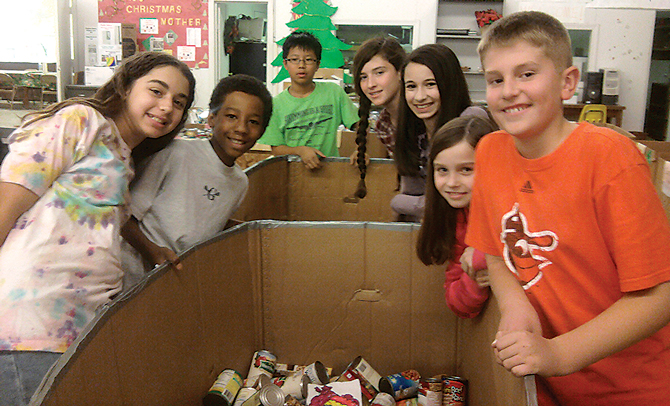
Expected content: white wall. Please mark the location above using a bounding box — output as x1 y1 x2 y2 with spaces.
505 0 669 132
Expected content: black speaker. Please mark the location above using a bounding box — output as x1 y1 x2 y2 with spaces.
582 71 603 104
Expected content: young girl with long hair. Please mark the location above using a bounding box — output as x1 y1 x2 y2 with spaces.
392 43 488 221
0 51 195 404
350 36 406 198
416 115 497 318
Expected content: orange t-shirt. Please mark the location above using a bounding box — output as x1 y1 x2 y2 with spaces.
466 122 670 406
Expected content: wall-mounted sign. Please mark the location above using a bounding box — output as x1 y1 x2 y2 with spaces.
99 0 209 68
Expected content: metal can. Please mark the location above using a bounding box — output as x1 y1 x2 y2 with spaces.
303 360 330 385
233 388 258 406
241 383 285 406
337 356 385 401
442 376 467 406
244 350 277 388
386 370 420 400
203 369 244 406
371 392 396 406
272 372 310 400
419 377 443 406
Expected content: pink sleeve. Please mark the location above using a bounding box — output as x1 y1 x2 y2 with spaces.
443 261 490 319
472 248 487 271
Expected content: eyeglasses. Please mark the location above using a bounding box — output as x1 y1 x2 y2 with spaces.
284 57 318 65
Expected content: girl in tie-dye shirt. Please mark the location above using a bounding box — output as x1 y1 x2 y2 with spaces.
0 52 195 405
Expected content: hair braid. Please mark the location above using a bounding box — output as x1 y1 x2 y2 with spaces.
354 96 371 199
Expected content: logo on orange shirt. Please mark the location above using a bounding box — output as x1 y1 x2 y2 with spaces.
500 203 558 290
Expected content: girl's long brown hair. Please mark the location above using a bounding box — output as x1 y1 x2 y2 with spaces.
416 115 498 266
395 44 472 178
23 52 196 164
351 36 406 198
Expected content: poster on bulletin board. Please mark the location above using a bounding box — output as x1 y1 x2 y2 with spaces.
98 0 209 68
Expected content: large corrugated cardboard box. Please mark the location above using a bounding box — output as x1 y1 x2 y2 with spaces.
234 157 399 223
30 159 527 406
635 140 670 219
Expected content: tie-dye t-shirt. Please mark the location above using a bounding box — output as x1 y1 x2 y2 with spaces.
0 104 133 352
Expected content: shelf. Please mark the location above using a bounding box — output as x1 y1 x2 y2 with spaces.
437 34 482 40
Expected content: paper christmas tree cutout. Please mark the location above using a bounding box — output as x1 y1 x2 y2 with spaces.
271 0 351 83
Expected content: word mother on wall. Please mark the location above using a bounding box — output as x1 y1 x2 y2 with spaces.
99 0 209 68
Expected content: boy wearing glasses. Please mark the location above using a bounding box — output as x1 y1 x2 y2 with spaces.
258 31 359 170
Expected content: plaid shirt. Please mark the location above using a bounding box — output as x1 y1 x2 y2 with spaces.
373 108 396 158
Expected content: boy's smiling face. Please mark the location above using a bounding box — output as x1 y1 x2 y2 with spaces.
208 91 265 167
283 46 320 87
482 40 578 153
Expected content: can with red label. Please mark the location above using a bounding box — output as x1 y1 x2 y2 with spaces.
203 369 243 406
244 350 277 388
442 376 467 406
272 372 310 400
419 377 443 406
337 356 385 401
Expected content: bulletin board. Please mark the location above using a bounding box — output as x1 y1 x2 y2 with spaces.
99 0 209 68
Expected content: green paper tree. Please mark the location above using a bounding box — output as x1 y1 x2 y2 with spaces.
271 0 351 84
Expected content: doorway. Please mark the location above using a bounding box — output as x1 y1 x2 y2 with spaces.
215 1 269 84
645 11 670 140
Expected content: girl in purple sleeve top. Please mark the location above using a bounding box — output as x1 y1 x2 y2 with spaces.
416 115 498 318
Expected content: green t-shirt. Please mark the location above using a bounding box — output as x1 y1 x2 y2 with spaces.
258 82 359 157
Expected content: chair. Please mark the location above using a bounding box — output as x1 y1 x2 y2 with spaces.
39 74 58 107
578 104 608 124
0 73 17 109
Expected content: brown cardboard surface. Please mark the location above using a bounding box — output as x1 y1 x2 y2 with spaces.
339 130 389 159
635 141 670 220
234 157 398 223
34 222 526 406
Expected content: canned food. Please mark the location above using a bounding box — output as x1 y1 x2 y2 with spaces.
442 376 467 406
303 361 330 385
272 372 310 400
418 378 443 406
386 370 420 400
241 383 285 406
244 350 277 388
233 388 257 406
371 392 396 406
337 356 385 401
203 369 243 406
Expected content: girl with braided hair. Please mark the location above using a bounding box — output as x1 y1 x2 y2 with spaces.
350 36 406 198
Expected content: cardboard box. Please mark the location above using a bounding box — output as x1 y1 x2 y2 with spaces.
31 159 527 406
233 157 399 222
339 129 390 159
635 140 670 219
32 221 526 406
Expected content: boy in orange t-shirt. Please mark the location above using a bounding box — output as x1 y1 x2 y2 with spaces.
465 11 670 406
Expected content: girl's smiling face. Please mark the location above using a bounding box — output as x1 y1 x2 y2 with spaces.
432 140 476 209
116 65 190 148
404 62 441 133
359 54 401 108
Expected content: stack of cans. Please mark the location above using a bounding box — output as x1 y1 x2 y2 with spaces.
203 351 468 406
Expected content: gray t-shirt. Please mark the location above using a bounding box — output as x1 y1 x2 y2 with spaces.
121 138 248 288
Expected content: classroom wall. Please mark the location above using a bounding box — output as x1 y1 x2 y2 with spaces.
504 0 669 132
71 0 436 108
